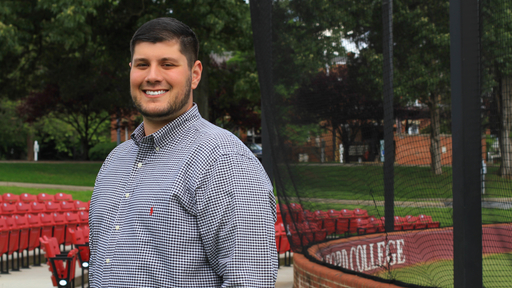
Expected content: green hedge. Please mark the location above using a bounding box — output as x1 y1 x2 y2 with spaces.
89 142 118 161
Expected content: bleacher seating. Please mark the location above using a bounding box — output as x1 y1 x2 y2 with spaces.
0 191 92 282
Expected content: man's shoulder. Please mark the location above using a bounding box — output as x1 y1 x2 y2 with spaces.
193 119 251 157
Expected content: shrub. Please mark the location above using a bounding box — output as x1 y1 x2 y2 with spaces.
89 142 118 161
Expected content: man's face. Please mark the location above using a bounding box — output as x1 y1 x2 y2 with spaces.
130 40 201 123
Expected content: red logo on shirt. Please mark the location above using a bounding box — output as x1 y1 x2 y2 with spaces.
150 207 153 216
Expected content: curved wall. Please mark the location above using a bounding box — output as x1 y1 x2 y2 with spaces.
294 224 512 287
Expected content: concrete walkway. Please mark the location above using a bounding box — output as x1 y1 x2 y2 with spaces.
0 261 293 287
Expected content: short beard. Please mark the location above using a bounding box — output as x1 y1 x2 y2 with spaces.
132 74 192 121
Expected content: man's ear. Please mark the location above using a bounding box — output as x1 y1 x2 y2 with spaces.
191 60 203 89
129 62 132 68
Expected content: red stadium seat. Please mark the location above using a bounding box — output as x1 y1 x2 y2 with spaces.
45 201 61 213
52 213 66 246
68 227 90 287
15 201 32 215
340 209 354 218
418 214 440 228
82 226 90 243
39 213 55 239
354 208 369 218
369 216 385 232
308 222 327 242
335 218 350 235
78 211 89 229
37 193 54 202
26 213 43 266
0 217 10 274
30 201 46 214
399 216 414 230
1 193 19 204
20 193 37 203
60 201 75 212
54 193 73 202
381 216 404 231
12 214 30 268
39 236 79 288
355 218 372 234
3 216 21 271
64 212 80 246
276 204 283 225
0 203 16 216
275 223 290 254
74 200 89 211
289 203 304 222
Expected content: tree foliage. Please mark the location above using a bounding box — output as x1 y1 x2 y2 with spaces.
1 0 259 159
293 65 383 162
343 0 450 174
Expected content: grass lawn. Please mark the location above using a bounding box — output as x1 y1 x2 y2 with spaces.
0 162 102 186
286 164 512 201
0 186 93 203
375 252 512 287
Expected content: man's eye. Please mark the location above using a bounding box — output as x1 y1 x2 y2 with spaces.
136 63 148 67
163 63 175 67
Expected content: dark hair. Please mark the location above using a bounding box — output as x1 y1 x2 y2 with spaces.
130 17 199 68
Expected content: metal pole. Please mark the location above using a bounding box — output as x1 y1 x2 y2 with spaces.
382 0 395 232
450 0 482 286
250 0 273 182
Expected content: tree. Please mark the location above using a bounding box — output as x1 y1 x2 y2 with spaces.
342 0 450 174
0 99 29 160
209 51 262 134
481 0 512 177
293 65 383 162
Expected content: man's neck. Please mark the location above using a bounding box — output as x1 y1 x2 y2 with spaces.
142 103 194 136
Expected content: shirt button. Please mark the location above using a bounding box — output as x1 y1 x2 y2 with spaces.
155 147 160 151
106 259 110 264
115 225 120 230
137 163 142 168
125 193 129 198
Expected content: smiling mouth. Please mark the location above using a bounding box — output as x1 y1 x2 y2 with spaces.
143 90 168 96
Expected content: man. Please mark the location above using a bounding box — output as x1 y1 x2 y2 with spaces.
89 17 277 287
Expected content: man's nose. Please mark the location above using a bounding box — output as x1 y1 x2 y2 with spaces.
145 65 163 83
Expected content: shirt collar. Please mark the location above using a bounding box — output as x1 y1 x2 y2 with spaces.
131 104 202 148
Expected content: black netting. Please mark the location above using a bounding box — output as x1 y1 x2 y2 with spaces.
250 0 512 287
481 0 512 286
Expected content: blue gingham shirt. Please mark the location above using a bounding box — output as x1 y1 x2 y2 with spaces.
89 105 277 287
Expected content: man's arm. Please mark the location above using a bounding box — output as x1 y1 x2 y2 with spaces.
197 153 278 287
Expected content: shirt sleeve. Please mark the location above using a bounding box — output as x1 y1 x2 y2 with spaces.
196 152 278 287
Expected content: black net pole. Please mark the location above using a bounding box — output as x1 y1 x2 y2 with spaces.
249 0 273 181
383 0 395 232
450 0 483 286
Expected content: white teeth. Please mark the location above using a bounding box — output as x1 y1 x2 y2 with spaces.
145 90 166 95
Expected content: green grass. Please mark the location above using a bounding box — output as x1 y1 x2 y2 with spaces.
0 186 92 202
0 163 102 186
375 252 512 287
286 164 512 201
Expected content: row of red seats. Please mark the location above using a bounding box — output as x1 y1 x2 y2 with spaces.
1 200 90 215
1 193 75 204
0 211 89 274
275 204 442 250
